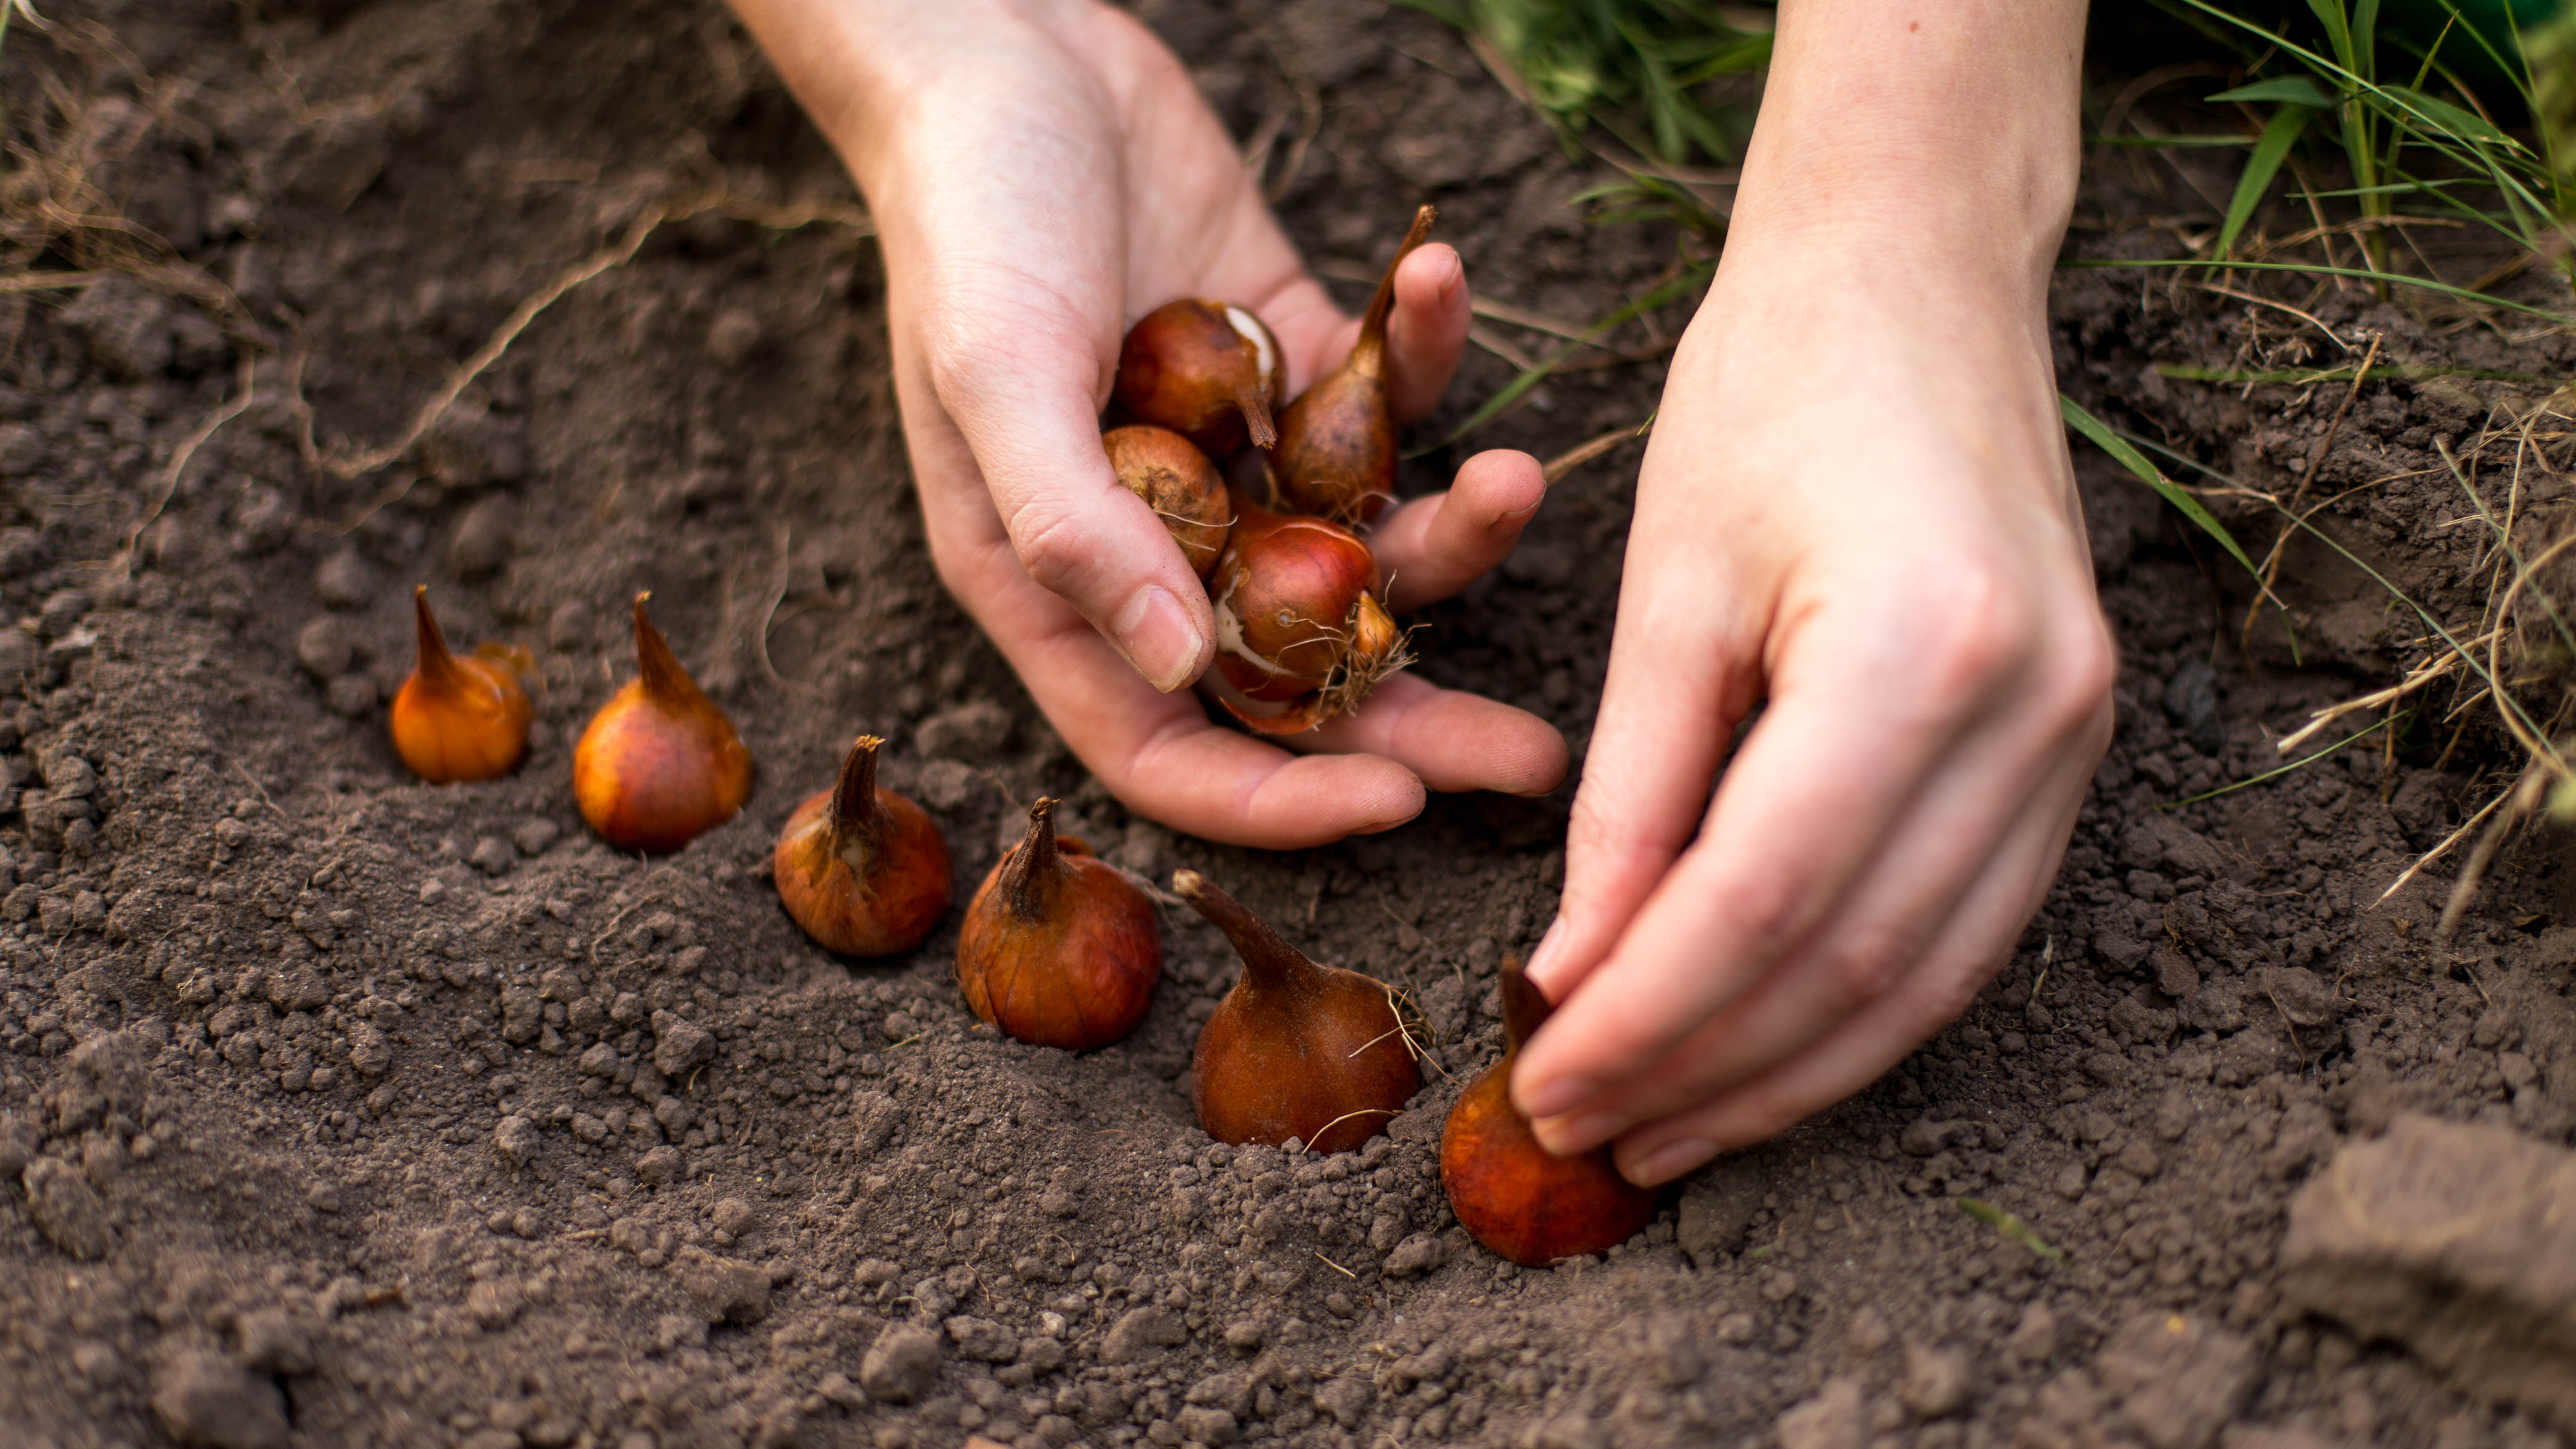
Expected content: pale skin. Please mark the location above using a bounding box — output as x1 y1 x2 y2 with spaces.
727 0 2113 1186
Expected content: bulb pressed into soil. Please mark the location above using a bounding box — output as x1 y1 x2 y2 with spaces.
1103 424 1233 579
1178 869 1418 1154
1206 493 1410 735
957 798 1162 1051
1112 298 1287 457
389 586 532 784
1441 960 1657 1267
772 735 952 957
1271 205 1435 525
573 592 754 854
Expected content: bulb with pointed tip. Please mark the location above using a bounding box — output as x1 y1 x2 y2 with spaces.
1272 206 1435 525
1113 299 1287 457
1179 869 1418 1154
1105 425 1232 579
957 798 1161 1051
390 586 532 783
773 736 953 956
1441 960 1658 1267
1206 493 1409 736
573 593 754 853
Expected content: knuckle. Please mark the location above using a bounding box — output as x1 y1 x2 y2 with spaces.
1711 864 1806 963
1811 927 1913 1014
1008 500 1093 599
1903 564 2036 705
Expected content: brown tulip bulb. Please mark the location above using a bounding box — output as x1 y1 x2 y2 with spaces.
1441 960 1658 1267
1273 205 1435 525
958 798 1161 1051
389 586 532 783
1180 869 1419 1154
1207 492 1409 735
573 593 755 853
773 736 953 957
1113 299 1287 457
1104 424 1232 579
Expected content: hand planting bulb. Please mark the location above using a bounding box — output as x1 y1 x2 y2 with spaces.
1204 492 1409 736
1178 869 1418 1154
956 798 1161 1051
1112 298 1287 456
389 586 532 783
1103 424 1233 580
1441 959 1658 1266
772 735 953 957
572 593 754 853
1272 205 1436 525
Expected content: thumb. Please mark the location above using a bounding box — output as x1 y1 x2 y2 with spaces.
928 324 1216 693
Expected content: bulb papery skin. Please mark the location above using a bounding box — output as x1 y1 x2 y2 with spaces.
1113 299 1286 457
1440 964 1657 1267
1272 206 1434 525
1178 870 1418 1155
774 736 953 957
957 798 1161 1052
1208 504 1379 703
391 586 531 784
1103 425 1232 579
574 593 754 854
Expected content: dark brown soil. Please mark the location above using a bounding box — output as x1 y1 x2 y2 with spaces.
1 4 2573 1449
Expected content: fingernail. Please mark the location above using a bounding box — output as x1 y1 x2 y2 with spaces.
1532 1107 1621 1156
1113 584 1204 693
1518 1071 1597 1122
1524 918 1566 982
1632 1138 1717 1186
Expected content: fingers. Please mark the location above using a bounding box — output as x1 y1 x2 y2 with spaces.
1511 581 2031 1124
1286 672 1568 797
1384 243 1471 422
1369 449 1547 612
1528 682 2104 1158
944 524 1428 846
919 304 1216 695
1607 779 2088 1185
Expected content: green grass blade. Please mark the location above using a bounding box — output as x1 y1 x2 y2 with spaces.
2060 257 2568 318
1957 1199 2067 1262
2209 76 2339 106
2219 104 2322 258
2060 395 2261 579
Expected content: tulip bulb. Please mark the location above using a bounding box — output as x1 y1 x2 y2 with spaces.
1207 494 1410 735
390 586 532 783
1113 298 1287 456
573 593 754 853
1441 960 1657 1267
1272 206 1435 525
958 798 1161 1051
1104 425 1232 579
1179 870 1418 1155
774 736 953 957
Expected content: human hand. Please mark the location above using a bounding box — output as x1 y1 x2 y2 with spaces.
726 0 1566 847
1509 0 2108 1185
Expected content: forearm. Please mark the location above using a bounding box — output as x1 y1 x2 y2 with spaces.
1728 0 2087 295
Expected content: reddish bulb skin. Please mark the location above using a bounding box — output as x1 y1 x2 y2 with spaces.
1441 965 1657 1267
1209 500 1379 703
958 799 1161 1052
774 736 953 957
1273 206 1434 525
1179 870 1419 1155
1114 299 1286 457
1103 425 1232 579
574 594 754 854
390 586 530 783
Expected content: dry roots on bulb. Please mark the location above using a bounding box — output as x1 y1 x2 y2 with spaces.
1112 298 1287 457
1104 424 1232 579
773 735 953 957
1179 869 1419 1155
1272 205 1435 525
1441 960 1657 1267
957 798 1161 1051
390 586 532 784
573 592 754 853
1207 494 1411 735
